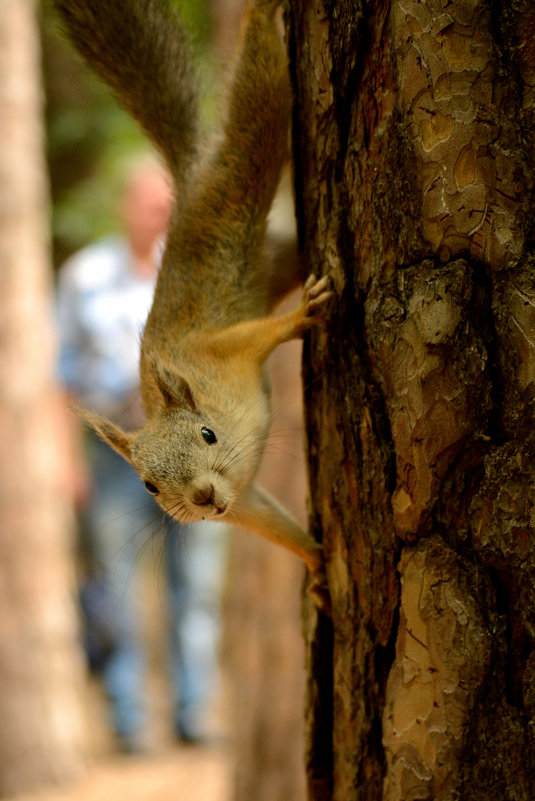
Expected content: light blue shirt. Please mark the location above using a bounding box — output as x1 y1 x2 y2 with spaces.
57 237 156 419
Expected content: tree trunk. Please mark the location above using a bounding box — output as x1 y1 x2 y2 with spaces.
224 312 307 801
0 0 88 795
289 1 535 799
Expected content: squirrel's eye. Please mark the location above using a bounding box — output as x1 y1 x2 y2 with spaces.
201 426 217 445
144 480 160 495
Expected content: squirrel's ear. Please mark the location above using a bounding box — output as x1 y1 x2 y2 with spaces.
77 408 133 462
153 364 197 412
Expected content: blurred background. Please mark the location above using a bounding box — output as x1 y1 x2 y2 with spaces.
0 1 310 799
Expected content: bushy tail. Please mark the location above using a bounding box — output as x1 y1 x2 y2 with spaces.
178 3 292 260
54 0 200 186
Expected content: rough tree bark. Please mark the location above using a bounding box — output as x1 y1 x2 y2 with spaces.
288 1 535 799
0 0 87 795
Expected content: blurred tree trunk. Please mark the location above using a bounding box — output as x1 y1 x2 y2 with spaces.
224 307 307 801
0 0 87 795
209 0 244 58
216 0 308 793
289 1 535 799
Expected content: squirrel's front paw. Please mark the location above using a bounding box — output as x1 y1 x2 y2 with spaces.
302 274 333 328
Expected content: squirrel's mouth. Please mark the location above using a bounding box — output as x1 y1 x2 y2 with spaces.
201 500 228 518
189 501 229 522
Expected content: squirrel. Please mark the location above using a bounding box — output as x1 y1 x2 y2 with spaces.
54 0 332 599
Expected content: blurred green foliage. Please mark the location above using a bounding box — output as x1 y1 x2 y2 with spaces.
40 0 218 267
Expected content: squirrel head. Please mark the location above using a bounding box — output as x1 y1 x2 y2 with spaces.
78 366 260 524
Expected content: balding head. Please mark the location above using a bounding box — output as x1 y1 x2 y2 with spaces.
121 163 173 259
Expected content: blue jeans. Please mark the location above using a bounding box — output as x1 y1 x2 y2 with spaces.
164 520 226 740
80 434 226 745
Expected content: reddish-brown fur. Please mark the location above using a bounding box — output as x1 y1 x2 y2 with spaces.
57 0 332 597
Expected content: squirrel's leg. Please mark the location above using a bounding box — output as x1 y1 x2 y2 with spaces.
204 274 333 364
233 484 330 611
233 483 323 572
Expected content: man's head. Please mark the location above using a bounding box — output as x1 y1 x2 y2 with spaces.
121 161 173 259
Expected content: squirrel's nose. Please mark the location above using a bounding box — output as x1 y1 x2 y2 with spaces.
192 483 214 506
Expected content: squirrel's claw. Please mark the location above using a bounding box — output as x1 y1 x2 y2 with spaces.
302 273 334 326
307 569 332 616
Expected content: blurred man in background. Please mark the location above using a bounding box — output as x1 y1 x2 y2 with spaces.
57 160 226 754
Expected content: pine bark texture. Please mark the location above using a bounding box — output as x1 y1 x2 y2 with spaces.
289 1 535 799
0 0 87 794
